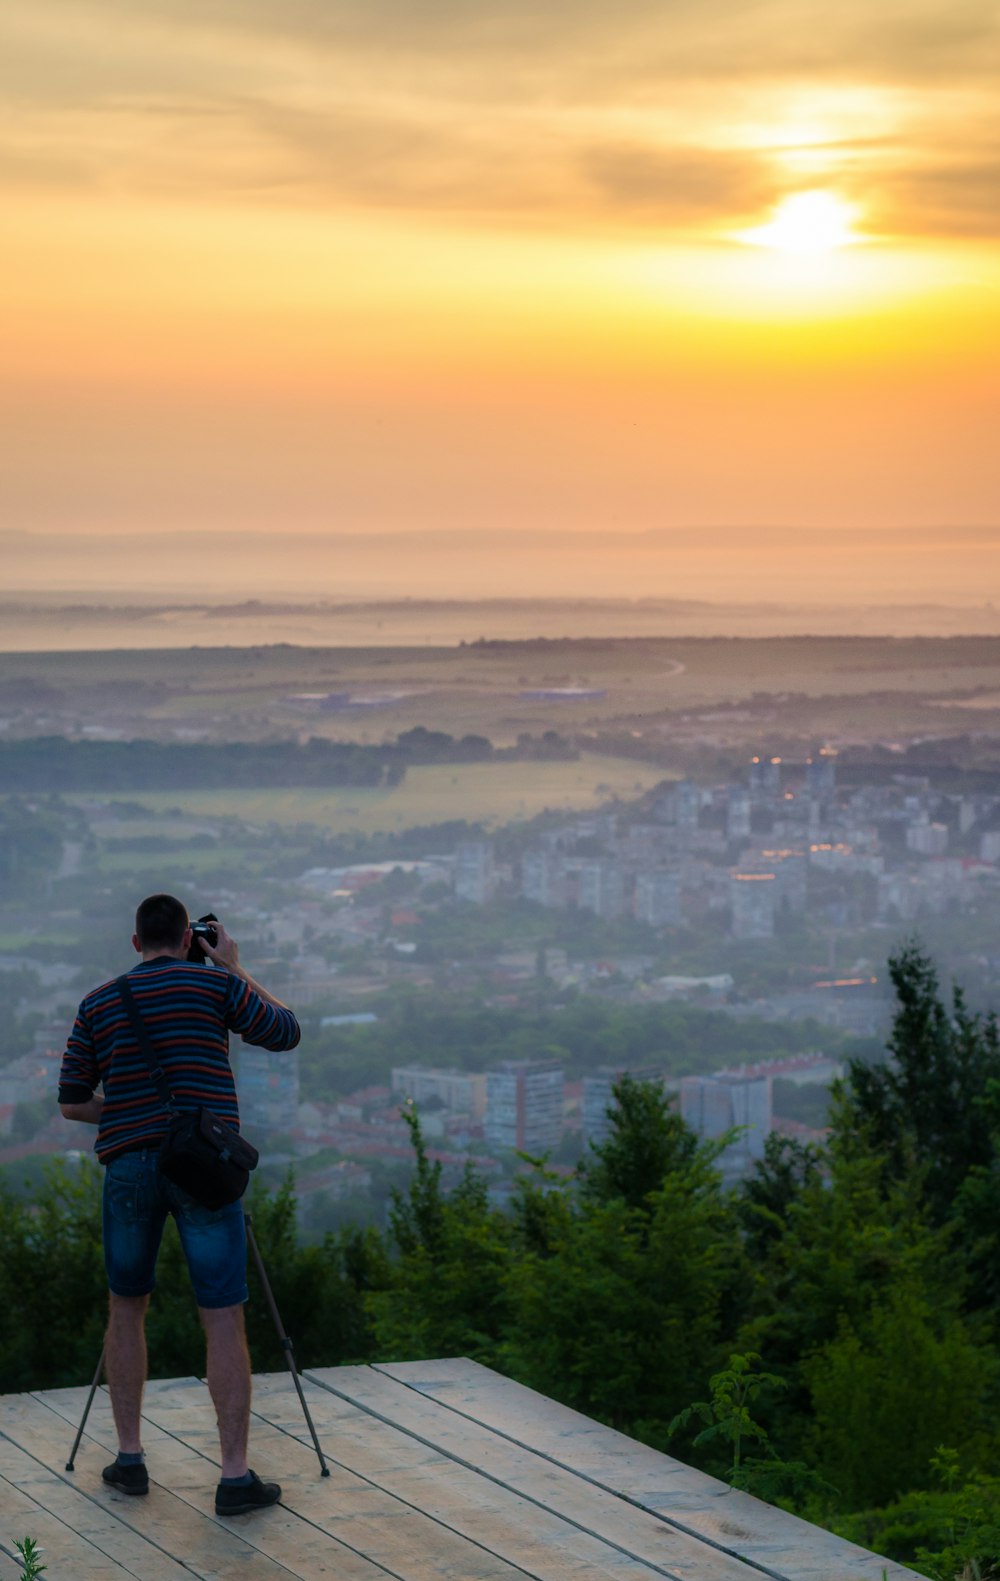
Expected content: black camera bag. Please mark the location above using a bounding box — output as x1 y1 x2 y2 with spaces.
158 1106 259 1210
116 975 259 1210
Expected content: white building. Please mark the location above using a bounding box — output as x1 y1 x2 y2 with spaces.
391 1066 487 1118
727 789 751 842
633 868 682 927
730 872 776 939
749 756 782 796
521 849 565 908
805 752 837 797
575 859 626 921
485 1061 565 1154
742 847 808 912
454 840 496 904
582 1066 668 1148
907 822 949 856
679 1072 772 1176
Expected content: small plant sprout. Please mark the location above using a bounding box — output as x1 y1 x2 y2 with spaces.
13 1537 47 1579
668 1351 785 1480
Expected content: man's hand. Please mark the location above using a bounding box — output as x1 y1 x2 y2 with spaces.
197 921 240 971
197 920 291 1010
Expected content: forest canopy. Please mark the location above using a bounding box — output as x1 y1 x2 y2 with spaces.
4 943 999 1579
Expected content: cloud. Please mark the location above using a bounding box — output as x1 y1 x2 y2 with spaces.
879 153 1000 237
241 99 576 212
19 0 1000 93
2 0 999 239
582 144 776 222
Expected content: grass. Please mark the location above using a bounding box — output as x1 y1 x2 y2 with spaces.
0 930 79 950
12 635 1000 753
92 848 244 875
69 754 670 836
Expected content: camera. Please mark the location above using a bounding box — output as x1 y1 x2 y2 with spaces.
187 913 219 963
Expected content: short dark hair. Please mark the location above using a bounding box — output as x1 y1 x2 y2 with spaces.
135 893 189 951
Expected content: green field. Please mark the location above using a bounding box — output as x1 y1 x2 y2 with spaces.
83 754 670 835
10 635 1000 752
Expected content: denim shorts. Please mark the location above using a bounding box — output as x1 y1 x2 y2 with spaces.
103 1149 249 1309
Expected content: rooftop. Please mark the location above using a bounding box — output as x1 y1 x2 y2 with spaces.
1 1357 922 1581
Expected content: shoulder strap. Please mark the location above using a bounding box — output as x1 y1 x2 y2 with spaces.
116 975 178 1115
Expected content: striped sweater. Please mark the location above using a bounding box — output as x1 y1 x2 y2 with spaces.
57 957 301 1165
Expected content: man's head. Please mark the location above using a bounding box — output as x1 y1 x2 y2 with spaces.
133 893 190 958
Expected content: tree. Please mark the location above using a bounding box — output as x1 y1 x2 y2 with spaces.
805 1284 997 1510
579 1073 700 1211
502 1159 738 1444
368 1107 512 1362
737 1143 965 1469
738 1132 825 1264
503 1081 740 1445
837 942 1000 1224
0 1159 106 1392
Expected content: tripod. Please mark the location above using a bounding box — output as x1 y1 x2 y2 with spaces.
66 1212 330 1477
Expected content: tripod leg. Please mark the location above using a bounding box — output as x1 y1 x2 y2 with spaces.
66 1346 105 1471
244 1214 330 1477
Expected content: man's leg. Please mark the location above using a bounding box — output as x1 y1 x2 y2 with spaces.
101 1151 164 1478
177 1197 278 1510
200 1303 251 1478
105 1292 150 1454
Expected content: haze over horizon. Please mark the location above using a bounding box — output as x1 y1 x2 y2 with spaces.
2 1 999 604
5 524 1000 611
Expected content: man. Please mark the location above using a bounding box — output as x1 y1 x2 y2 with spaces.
58 893 301 1516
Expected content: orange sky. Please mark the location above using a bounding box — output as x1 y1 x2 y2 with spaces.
2 0 999 601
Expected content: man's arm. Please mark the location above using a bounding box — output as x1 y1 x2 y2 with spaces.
60 1093 105 1124
58 1002 102 1125
197 922 292 1011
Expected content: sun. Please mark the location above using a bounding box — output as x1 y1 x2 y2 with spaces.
737 191 862 253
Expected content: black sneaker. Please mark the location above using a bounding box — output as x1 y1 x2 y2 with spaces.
215 1470 282 1517
102 1460 149 1496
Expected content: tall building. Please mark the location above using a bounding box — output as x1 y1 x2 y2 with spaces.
756 848 808 912
654 781 701 828
234 1047 300 1135
391 1066 487 1118
625 823 677 863
454 840 496 904
485 1060 565 1154
575 859 626 920
727 788 751 842
750 756 782 796
675 781 702 829
907 822 949 856
582 1065 667 1148
806 751 837 797
679 1072 772 1174
521 849 565 908
633 868 681 926
730 871 776 938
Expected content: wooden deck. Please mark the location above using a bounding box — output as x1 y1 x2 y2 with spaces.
0 1358 923 1581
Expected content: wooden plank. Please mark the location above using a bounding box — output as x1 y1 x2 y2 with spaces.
6 1386 322 1581
0 1543 22 1581
34 1378 383 1581
369 1360 924 1581
0 1428 195 1581
250 1370 753 1581
133 1376 553 1581
0 1462 138 1581
294 1368 770 1581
